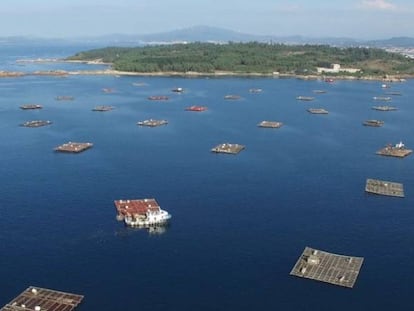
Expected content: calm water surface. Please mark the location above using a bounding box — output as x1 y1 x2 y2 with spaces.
0 45 413 311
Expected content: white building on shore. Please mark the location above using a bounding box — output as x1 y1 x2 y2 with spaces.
317 63 361 74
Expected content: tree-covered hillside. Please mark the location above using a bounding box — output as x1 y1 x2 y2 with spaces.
67 42 414 76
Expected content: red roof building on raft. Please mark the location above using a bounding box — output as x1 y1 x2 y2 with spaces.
114 198 161 217
185 105 207 112
0 286 84 311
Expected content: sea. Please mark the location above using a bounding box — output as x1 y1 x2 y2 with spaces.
0 43 414 311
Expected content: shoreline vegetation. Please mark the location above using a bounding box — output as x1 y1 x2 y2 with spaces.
5 40 414 82
0 65 410 82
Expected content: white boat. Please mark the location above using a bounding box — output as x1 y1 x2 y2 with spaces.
124 209 171 227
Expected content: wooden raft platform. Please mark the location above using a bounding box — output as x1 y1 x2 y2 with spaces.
137 119 168 127
0 286 84 311
21 120 52 128
148 95 169 100
290 247 364 288
257 121 283 128
92 105 114 112
20 104 42 110
54 142 93 153
224 95 241 100
297 96 315 101
373 96 391 101
307 108 328 114
372 106 397 111
211 143 245 154
363 120 384 127
365 178 404 197
376 144 412 158
55 96 74 101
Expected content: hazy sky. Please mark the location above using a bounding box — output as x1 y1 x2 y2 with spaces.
1 0 413 39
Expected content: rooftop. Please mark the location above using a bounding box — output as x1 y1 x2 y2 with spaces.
114 198 160 217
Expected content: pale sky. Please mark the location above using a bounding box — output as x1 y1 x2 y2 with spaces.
1 0 413 39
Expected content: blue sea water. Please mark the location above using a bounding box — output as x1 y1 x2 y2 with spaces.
0 44 414 311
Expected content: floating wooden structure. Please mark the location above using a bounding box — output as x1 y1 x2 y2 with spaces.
20 104 43 110
376 142 412 158
148 95 169 100
0 286 84 311
313 90 327 94
114 198 171 227
363 120 384 127
371 106 397 111
296 96 315 101
211 143 245 154
137 119 168 127
290 247 364 288
385 91 402 96
55 96 74 101
132 82 148 87
365 178 404 197
373 96 392 101
257 121 283 128
249 88 262 93
224 95 241 100
307 108 328 114
21 120 52 128
185 106 207 112
54 142 93 153
92 105 114 112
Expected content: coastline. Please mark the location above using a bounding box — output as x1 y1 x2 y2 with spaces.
3 58 411 81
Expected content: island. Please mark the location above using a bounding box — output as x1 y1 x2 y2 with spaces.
65 42 414 79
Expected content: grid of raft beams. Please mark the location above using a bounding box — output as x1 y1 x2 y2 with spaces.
257 121 283 128
371 106 397 111
20 104 43 110
0 286 84 311
211 143 245 154
307 108 328 114
54 142 93 153
21 121 52 128
137 119 168 127
365 178 404 197
376 146 412 158
290 247 364 288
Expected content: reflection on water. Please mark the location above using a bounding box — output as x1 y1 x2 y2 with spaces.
114 224 169 237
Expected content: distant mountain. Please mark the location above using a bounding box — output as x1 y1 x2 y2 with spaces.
366 37 414 48
84 26 414 47
1 26 414 48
